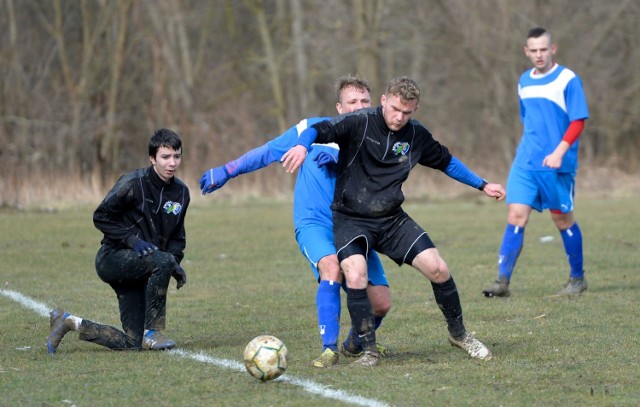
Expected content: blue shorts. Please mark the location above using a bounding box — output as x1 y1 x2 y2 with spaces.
296 224 389 287
506 166 576 213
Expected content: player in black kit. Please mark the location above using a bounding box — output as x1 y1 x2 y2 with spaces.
282 76 505 366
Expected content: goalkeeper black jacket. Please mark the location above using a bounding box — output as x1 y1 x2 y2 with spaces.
93 166 190 263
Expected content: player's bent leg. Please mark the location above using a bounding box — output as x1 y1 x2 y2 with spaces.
411 248 450 283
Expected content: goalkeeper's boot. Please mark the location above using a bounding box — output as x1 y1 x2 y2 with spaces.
482 277 511 298
448 332 493 361
557 277 588 295
142 330 176 350
350 350 380 367
47 308 73 354
312 348 339 368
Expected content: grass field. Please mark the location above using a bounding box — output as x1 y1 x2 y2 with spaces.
1 195 639 406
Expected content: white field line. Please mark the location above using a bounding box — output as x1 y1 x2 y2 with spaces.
1 289 389 407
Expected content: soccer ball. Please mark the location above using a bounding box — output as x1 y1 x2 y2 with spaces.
243 335 288 382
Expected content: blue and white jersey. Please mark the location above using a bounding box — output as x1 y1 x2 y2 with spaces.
266 117 338 231
515 64 589 172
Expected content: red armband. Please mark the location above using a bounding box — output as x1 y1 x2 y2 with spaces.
562 119 585 145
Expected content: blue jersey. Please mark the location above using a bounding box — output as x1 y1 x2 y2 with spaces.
515 64 589 172
266 117 338 231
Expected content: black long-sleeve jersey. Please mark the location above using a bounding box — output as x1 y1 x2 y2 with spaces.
93 166 190 263
312 106 452 218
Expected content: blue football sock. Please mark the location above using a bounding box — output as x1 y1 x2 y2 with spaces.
560 222 584 279
498 224 525 280
374 316 383 330
316 280 341 351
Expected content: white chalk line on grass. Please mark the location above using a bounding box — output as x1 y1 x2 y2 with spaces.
1 289 389 407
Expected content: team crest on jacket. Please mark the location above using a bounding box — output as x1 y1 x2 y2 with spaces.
163 201 182 215
392 142 410 156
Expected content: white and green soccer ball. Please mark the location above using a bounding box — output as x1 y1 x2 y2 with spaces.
243 335 288 382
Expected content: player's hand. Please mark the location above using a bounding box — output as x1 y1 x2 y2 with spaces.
313 151 338 168
483 183 506 201
542 141 569 169
542 152 562 169
200 166 229 195
281 145 308 173
172 264 187 289
133 240 158 257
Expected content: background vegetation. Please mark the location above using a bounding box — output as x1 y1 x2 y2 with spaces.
1 0 639 207
1 197 639 406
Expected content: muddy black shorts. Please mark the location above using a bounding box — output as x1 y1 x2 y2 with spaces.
333 209 435 266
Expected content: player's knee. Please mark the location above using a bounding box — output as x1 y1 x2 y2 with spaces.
318 255 341 281
371 298 391 317
413 249 449 282
151 251 175 276
551 211 574 230
368 286 392 316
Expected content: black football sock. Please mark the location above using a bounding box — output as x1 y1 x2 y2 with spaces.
431 276 466 340
346 288 376 352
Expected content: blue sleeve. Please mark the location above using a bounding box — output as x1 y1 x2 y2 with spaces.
225 117 330 176
224 144 278 178
295 127 318 150
266 117 329 159
444 156 485 189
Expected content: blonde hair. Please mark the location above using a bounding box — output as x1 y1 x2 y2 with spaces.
385 76 420 104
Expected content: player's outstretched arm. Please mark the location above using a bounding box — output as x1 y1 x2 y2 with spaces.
200 144 277 195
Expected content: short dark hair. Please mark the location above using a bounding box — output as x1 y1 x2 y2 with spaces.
385 76 420 104
149 128 182 157
335 75 371 103
527 27 548 40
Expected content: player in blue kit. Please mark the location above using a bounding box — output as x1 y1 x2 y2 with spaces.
281 76 504 366
483 27 589 298
200 76 391 368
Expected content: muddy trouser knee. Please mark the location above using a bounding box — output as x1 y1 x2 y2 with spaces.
94 245 176 347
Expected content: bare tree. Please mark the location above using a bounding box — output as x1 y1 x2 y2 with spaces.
0 0 638 207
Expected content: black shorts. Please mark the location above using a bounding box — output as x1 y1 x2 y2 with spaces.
333 209 435 266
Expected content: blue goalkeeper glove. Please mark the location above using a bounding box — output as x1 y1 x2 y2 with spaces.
200 166 230 195
133 240 158 257
314 151 338 168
